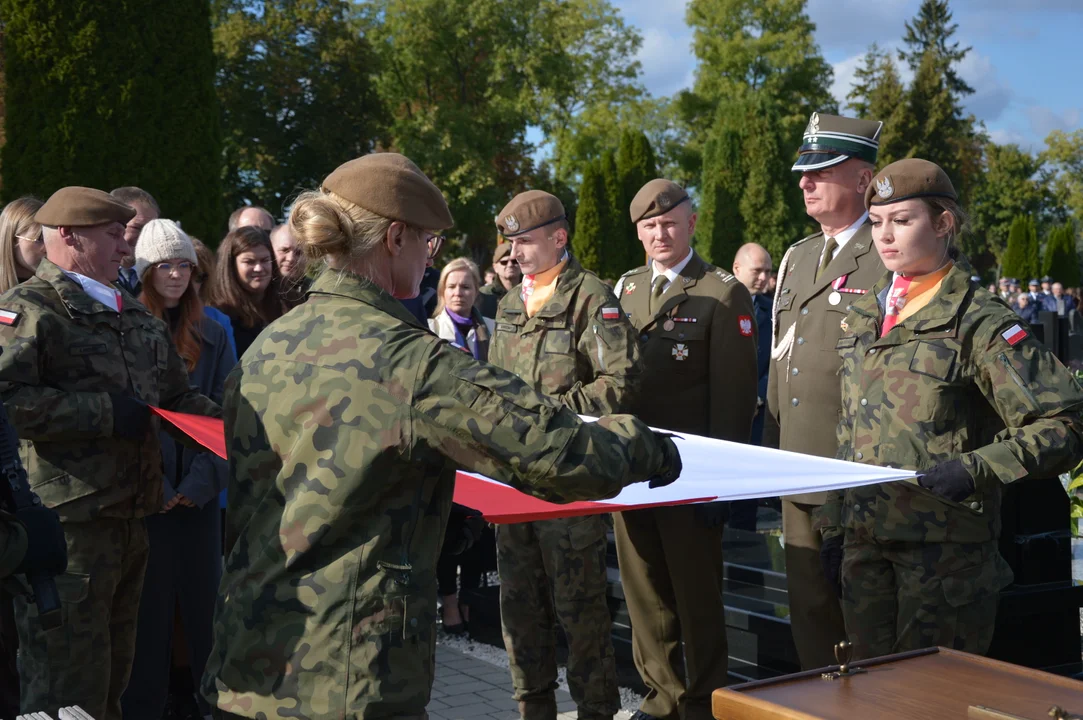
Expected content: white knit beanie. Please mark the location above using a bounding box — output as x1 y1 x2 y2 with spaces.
134 219 198 279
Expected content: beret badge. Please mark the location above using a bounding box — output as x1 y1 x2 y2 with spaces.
875 177 894 199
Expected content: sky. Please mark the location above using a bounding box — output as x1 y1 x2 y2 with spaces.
610 0 1082 151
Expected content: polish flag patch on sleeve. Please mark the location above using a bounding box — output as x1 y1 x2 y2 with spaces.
601 307 622 320
1001 323 1028 346
738 315 754 337
0 309 20 327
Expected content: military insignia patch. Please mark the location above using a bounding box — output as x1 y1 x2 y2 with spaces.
1002 324 1028 346
504 214 519 233
671 343 689 361
0 309 19 327
840 319 849 332
625 282 637 294
876 177 894 199
738 315 753 337
805 112 820 136
601 307 621 320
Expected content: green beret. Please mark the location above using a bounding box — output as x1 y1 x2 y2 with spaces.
492 242 512 264
35 186 136 227
792 112 883 172
496 190 565 237
321 153 454 231
864 158 957 210
630 179 689 223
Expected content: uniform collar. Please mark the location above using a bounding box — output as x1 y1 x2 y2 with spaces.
308 268 426 329
826 211 868 252
35 258 141 317
852 255 977 341
650 248 694 285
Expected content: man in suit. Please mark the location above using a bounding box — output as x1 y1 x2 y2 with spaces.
763 112 886 670
614 180 758 720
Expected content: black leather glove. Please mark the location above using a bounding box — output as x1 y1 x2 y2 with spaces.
693 501 728 530
14 505 67 577
820 534 843 599
445 504 485 556
647 433 683 489
109 394 150 440
918 459 975 503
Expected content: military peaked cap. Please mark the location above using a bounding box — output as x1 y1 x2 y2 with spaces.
321 153 454 231
792 112 883 171
630 179 690 223
35 187 136 227
495 191 565 237
864 158 957 209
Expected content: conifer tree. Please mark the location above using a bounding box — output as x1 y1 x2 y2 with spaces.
1000 215 1031 281
599 150 626 279
574 160 606 274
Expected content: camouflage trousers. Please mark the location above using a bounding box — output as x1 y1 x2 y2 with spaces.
15 518 149 720
841 532 1011 660
497 515 618 720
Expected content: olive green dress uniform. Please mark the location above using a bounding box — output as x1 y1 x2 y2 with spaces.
764 112 887 670
612 181 758 720
816 159 1083 660
489 191 641 720
0 186 221 720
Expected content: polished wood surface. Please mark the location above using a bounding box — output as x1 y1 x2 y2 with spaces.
712 647 1083 720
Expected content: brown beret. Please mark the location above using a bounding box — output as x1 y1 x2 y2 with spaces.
630 179 689 223
495 191 565 237
865 158 957 210
35 186 136 227
321 153 454 230
492 242 511 264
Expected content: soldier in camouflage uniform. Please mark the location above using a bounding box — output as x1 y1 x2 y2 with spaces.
201 155 681 720
0 187 222 720
815 159 1083 660
489 190 640 720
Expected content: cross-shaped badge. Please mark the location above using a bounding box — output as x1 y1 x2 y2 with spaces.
625 282 637 294
672 343 689 361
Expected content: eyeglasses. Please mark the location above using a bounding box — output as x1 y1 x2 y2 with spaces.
154 261 194 274
496 258 517 267
427 234 446 261
15 232 43 244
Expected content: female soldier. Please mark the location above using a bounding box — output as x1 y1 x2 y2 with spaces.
817 158 1083 660
201 153 681 720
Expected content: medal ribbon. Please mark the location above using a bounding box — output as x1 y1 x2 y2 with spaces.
880 275 914 336
831 274 864 295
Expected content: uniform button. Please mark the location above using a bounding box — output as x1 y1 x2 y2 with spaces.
868 348 877 355
410 617 418 628
856 452 863 460
860 398 867 406
791 398 799 407
853 504 862 513
641 335 649 342
970 502 981 511
791 368 799 376
801 308 809 315
797 337 805 345
846 305 853 311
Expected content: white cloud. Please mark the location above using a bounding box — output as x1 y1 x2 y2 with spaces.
636 25 695 97
1025 106 1082 139
958 52 1013 122
830 54 865 111
988 127 1032 147
807 0 918 56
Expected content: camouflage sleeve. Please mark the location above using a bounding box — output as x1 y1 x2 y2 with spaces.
0 311 112 440
562 284 642 416
708 281 758 441
965 318 1083 485
412 338 668 503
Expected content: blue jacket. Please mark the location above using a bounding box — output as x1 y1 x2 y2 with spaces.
204 305 238 357
160 315 236 508
750 292 772 445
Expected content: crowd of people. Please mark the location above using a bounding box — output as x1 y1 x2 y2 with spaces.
0 109 1079 720
989 275 1082 326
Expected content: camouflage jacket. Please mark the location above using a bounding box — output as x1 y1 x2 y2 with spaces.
0 259 222 522
817 258 1083 545
202 269 674 720
476 280 507 320
489 257 640 415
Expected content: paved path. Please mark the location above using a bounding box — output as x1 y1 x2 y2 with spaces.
430 642 633 720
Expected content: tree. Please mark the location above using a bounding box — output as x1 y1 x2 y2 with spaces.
1000 216 1032 281
615 129 659 270
846 45 912 167
696 101 745 267
1043 129 1083 227
213 0 384 221
574 159 605 274
1042 224 1080 287
898 0 973 99
2 0 224 239
598 150 626 278
967 143 1048 268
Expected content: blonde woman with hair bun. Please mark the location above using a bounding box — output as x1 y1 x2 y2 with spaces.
202 153 683 720
0 196 44 293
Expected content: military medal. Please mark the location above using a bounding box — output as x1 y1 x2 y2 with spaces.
831 274 867 297
828 291 842 306
663 319 675 331
625 282 636 294
671 343 689 361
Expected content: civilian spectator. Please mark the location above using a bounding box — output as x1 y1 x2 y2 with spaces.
270 223 310 308
122 220 235 720
211 227 285 356
190 238 237 357
1015 293 1040 324
1048 282 1076 316
0 197 45 294
227 205 274 232
110 187 160 295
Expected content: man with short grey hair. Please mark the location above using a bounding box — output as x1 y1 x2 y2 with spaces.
228 205 274 232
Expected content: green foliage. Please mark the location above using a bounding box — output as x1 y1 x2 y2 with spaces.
697 102 744 267
598 150 625 278
1043 225 1080 287
1042 129 1083 228
968 143 1048 264
1001 215 1039 281
846 44 913 167
615 129 658 270
574 159 605 274
1 0 224 240
898 0 973 98
213 0 383 222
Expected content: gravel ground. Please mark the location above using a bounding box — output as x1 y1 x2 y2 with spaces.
437 631 644 715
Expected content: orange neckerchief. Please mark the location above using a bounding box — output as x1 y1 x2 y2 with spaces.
881 262 953 336
522 256 569 317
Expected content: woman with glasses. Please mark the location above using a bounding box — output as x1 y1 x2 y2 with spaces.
121 220 238 720
210 226 285 357
0 196 45 294
202 153 681 720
